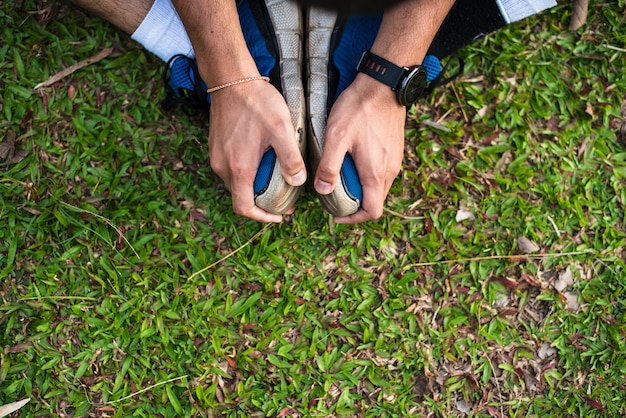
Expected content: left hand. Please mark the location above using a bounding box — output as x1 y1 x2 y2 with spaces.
314 73 407 223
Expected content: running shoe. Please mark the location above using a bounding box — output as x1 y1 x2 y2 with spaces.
306 9 444 217
163 0 305 215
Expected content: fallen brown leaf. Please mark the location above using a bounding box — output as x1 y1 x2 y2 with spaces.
517 236 540 254
554 268 574 293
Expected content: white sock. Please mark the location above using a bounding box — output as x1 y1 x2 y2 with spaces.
496 0 557 23
131 0 194 62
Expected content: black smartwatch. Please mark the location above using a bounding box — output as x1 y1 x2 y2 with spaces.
356 50 427 107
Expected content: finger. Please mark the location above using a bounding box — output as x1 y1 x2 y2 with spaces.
230 174 283 223
314 124 349 195
270 119 307 187
334 185 386 224
232 189 283 222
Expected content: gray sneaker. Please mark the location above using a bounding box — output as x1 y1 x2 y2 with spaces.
307 9 381 217
249 0 306 214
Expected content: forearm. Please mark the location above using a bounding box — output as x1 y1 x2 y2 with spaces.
353 0 455 104
373 0 455 65
171 0 258 87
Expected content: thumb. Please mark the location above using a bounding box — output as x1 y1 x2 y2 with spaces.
314 129 349 195
271 122 307 187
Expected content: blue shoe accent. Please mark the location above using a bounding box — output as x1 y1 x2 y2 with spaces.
340 154 363 201
253 149 277 194
169 57 201 94
423 55 441 83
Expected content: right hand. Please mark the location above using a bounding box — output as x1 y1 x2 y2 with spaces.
207 79 306 222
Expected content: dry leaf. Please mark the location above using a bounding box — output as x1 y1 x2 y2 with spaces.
247 350 262 359
0 131 16 161
517 236 540 254
0 398 31 418
584 397 605 412
497 277 519 288
563 291 580 311
538 342 556 360
456 399 472 414
68 84 76 100
278 407 296 417
456 207 475 222
554 268 574 293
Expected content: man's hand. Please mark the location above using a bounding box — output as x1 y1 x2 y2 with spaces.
314 73 406 223
172 0 306 222
208 80 306 223
314 0 455 223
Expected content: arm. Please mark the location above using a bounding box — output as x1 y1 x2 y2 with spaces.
314 0 455 223
172 0 307 222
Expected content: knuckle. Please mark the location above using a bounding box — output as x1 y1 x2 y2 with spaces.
373 165 387 181
316 165 338 181
232 202 248 217
369 206 384 220
229 160 250 180
210 157 225 176
324 124 346 143
269 116 292 137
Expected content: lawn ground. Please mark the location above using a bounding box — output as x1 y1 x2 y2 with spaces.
1 0 626 416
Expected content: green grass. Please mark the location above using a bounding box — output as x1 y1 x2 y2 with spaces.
1 0 625 416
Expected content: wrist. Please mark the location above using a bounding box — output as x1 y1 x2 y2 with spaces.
197 55 260 88
352 73 405 110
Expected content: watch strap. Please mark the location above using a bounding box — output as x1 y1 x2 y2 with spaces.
357 51 406 91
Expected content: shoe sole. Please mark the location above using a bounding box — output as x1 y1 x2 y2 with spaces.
252 0 306 215
307 9 381 217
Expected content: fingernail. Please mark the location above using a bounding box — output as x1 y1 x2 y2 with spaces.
291 169 306 186
315 179 333 195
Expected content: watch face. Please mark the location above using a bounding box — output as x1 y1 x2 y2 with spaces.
399 66 427 106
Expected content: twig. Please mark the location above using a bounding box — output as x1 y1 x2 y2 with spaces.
404 250 595 269
18 296 97 302
187 224 272 280
547 216 561 237
605 45 626 53
422 119 452 133
59 201 140 259
34 47 114 90
105 375 189 405
451 83 469 123
384 207 425 220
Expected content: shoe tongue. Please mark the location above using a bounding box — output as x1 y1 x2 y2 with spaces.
331 14 383 101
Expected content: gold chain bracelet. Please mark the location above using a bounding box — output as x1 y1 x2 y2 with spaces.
206 76 270 94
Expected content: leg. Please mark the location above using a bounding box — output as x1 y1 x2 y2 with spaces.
66 0 194 61
66 0 153 34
